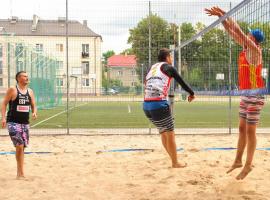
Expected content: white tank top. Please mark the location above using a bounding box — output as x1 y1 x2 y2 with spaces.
144 62 172 101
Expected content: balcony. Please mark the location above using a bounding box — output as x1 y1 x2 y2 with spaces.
81 52 89 58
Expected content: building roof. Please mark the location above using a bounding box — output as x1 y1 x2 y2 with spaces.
107 55 137 68
0 18 101 38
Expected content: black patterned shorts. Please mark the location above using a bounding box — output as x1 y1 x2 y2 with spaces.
144 105 174 133
7 122 29 147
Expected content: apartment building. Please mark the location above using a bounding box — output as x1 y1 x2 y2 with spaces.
0 15 102 95
107 54 139 87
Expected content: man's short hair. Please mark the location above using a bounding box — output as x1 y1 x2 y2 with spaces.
15 71 26 82
158 48 171 62
249 28 265 43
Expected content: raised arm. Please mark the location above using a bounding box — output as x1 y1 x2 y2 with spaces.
205 6 260 55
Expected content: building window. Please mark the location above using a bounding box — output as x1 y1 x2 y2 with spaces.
0 44 2 57
0 61 2 74
117 70 123 76
82 44 89 58
0 78 2 86
131 82 137 87
131 70 136 76
36 44 43 52
82 78 89 86
56 78 64 86
82 62 89 74
56 44 64 52
57 61 63 69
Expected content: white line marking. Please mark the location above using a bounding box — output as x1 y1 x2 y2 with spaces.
31 103 88 128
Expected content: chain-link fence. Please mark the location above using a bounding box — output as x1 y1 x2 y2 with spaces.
1 0 270 135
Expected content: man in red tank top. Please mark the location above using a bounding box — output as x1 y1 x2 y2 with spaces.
205 7 265 180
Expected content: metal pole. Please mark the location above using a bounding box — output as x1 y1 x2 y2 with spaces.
94 37 97 95
66 0 70 134
169 45 175 115
208 60 211 89
7 43 11 88
75 77 78 107
148 1 152 134
30 52 33 80
141 63 144 96
148 1 151 69
178 24 182 100
178 24 181 76
228 2 232 135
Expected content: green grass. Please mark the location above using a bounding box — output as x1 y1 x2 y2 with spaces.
31 101 270 128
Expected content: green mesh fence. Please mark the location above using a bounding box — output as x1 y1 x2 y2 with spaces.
0 35 62 109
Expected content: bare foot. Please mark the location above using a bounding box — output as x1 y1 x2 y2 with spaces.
172 162 187 168
16 175 26 180
236 165 252 180
226 162 243 174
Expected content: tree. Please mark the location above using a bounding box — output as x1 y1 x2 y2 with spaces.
188 68 204 90
120 48 134 55
128 14 173 81
102 50 115 67
128 14 270 92
180 22 197 42
180 22 201 77
102 50 115 88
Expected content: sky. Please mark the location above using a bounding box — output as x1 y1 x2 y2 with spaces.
0 0 242 54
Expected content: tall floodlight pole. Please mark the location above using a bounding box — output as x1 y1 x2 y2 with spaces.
66 0 70 134
148 1 152 69
228 2 232 135
169 45 175 115
148 1 152 134
178 24 181 76
7 43 11 88
178 23 182 101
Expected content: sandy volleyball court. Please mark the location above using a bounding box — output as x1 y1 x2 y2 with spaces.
0 134 270 200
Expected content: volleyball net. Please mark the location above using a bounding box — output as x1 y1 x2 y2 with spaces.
177 0 270 96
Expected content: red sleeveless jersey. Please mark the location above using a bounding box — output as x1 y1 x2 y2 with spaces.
238 50 264 90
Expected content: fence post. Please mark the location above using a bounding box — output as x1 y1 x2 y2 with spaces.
148 1 152 134
66 0 70 135
228 2 232 135
148 1 152 70
169 45 176 115
7 42 11 88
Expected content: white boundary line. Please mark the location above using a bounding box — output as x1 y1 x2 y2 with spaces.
31 103 89 128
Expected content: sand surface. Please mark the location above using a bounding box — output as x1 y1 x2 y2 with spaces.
0 134 270 200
